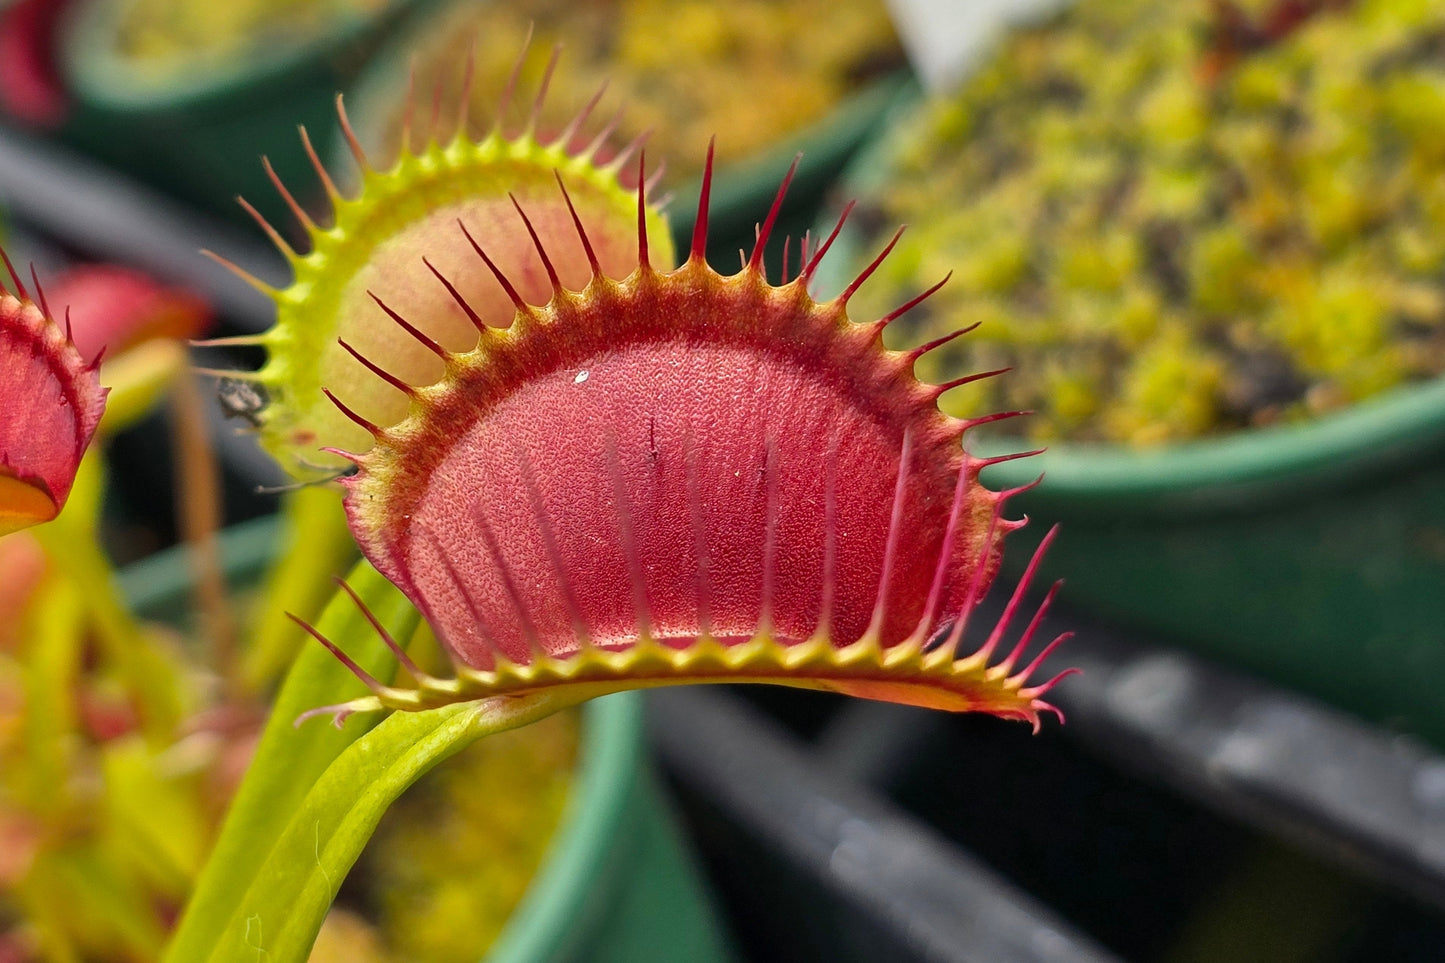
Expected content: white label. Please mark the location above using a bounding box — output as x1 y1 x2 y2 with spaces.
885 0 1072 93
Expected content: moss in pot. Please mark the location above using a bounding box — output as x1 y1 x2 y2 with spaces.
100 0 395 81
56 0 433 226
358 708 577 963
845 0 1445 445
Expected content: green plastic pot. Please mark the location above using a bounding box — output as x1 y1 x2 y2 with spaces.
816 99 1445 749
338 0 911 262
121 516 736 963
56 0 437 225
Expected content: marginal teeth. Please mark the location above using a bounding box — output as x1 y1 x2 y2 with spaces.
300 593 1072 730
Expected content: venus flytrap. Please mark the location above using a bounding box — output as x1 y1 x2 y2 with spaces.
316 151 1073 725
2 36 1077 963
178 147 1071 963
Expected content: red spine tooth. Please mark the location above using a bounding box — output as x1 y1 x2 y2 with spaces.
459 220 529 313
299 125 342 205
749 154 802 273
877 272 951 331
1 248 27 299
335 94 372 174
238 196 297 258
423 257 487 333
839 226 905 305
584 104 624 161
337 340 418 399
635 154 651 271
201 249 279 297
555 173 603 278
803 199 855 285
557 80 608 153
1003 580 1065 678
494 24 534 133
367 292 448 360
933 367 1012 398
526 45 562 135
263 155 315 233
322 388 383 438
509 194 562 293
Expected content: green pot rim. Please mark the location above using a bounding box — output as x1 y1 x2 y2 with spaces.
121 517 647 963
483 691 644 963
59 0 425 115
816 90 1445 519
337 0 912 240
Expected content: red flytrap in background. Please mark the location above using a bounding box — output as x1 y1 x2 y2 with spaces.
46 263 212 365
0 251 106 536
0 0 71 130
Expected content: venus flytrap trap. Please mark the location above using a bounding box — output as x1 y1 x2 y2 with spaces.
0 254 106 536
307 148 1073 726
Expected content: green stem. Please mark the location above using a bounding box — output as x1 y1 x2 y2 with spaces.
169 368 238 697
19 576 84 815
34 523 183 741
161 559 418 963
241 485 358 693
32 454 182 743
203 692 575 963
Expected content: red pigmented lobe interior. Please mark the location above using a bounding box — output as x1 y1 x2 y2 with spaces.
0 294 103 506
350 270 1001 670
